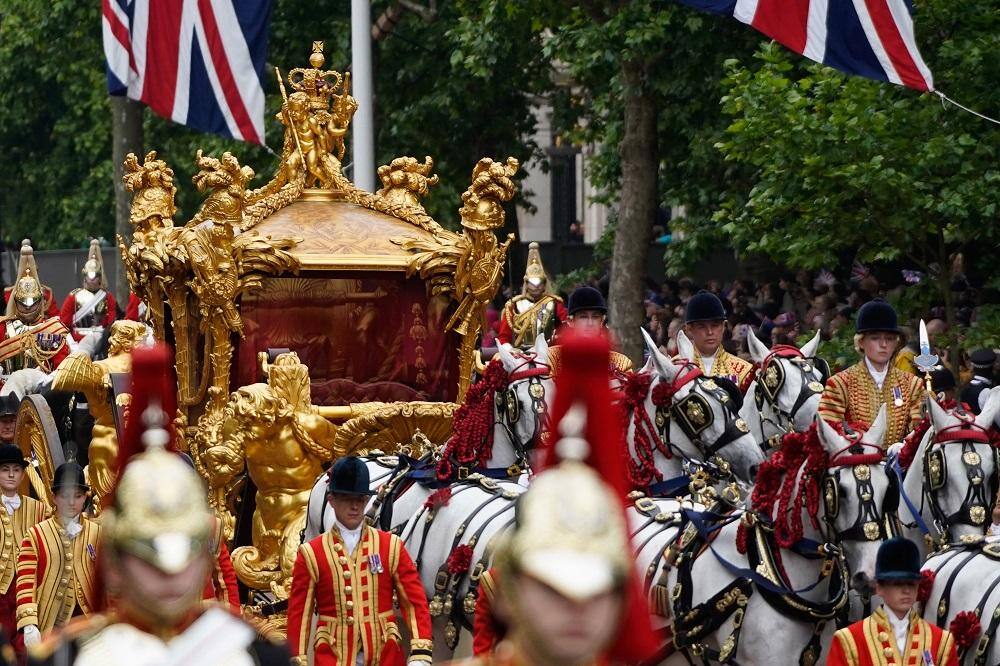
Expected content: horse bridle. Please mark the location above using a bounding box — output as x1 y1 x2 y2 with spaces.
822 434 900 544
653 363 752 461
922 417 998 540
755 346 829 446
494 355 550 461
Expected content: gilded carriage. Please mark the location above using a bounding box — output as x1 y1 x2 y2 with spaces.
113 43 517 608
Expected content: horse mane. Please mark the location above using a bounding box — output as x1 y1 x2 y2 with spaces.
436 359 510 480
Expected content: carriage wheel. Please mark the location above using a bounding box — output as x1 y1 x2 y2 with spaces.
14 394 66 508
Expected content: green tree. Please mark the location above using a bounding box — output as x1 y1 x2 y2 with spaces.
668 0 1000 339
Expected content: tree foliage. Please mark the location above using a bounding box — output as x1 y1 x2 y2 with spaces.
667 0 1000 290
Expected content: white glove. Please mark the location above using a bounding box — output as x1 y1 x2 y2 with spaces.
23 624 41 647
407 661 427 666
887 442 904 458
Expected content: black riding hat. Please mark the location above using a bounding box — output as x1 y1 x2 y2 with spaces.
970 348 996 369
684 290 727 324
0 394 18 417
855 299 901 334
875 537 921 582
567 286 607 316
51 462 89 493
327 456 376 496
0 444 27 468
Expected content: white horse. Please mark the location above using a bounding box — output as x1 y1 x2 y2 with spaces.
634 329 766 490
741 329 827 455
303 335 553 542
658 408 897 665
897 388 1000 560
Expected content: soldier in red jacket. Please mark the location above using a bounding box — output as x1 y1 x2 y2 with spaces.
287 456 433 666
58 240 117 342
827 538 957 666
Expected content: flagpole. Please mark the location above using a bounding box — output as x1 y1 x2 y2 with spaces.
351 0 376 192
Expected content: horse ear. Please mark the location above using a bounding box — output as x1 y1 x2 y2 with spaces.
926 394 955 432
496 343 518 372
975 386 1000 430
676 329 696 361
815 414 843 454
746 327 770 364
865 405 889 447
799 330 821 359
533 333 550 365
642 327 678 381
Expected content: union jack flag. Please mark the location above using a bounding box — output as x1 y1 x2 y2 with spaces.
676 0 934 92
102 0 270 144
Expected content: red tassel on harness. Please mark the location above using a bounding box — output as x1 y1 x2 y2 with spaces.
949 610 981 650
446 545 474 575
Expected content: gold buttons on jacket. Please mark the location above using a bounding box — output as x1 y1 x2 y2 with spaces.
344 571 352 579
339 557 348 565
344 585 352 593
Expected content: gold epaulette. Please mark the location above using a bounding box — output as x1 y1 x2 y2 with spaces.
610 351 633 373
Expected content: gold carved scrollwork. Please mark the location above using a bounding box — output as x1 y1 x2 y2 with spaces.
392 157 518 399
331 401 457 457
51 320 148 512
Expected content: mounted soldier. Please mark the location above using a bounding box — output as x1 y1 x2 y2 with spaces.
59 240 117 343
496 242 566 350
2 241 58 320
675 290 753 389
0 243 70 381
819 299 923 446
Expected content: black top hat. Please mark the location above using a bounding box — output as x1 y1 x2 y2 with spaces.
327 456 375 496
855 299 900 334
875 537 921 582
0 395 18 418
684 290 727 324
0 444 27 468
51 462 89 493
970 348 997 369
567 286 607 316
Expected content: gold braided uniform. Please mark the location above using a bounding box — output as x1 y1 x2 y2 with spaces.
674 349 753 388
16 517 101 634
548 345 632 376
0 497 47 595
818 362 923 447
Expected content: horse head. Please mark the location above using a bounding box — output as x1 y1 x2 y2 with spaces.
742 328 828 453
815 408 900 595
491 336 554 468
918 388 1000 544
640 329 765 485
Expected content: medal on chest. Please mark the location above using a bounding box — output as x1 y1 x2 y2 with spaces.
922 648 935 665
368 553 384 574
892 385 904 407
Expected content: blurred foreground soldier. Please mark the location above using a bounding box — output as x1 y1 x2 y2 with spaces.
0 444 46 654
16 463 99 648
819 299 923 446
59 240 117 342
497 243 566 349
961 348 996 415
0 397 17 446
928 367 957 404
0 243 69 378
677 290 752 387
287 455 432 666
826 538 956 665
548 287 631 374
459 331 657 666
27 344 290 664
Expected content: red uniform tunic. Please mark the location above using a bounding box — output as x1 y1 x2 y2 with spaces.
0 496 47 640
58 290 117 341
826 608 957 666
497 295 567 348
0 316 70 375
472 568 505 656
287 526 433 666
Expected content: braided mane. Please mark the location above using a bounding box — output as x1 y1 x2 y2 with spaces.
436 359 510 480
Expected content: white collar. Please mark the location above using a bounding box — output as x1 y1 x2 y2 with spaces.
699 349 718 374
884 606 911 652
864 357 889 389
334 518 363 554
2 494 20 513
